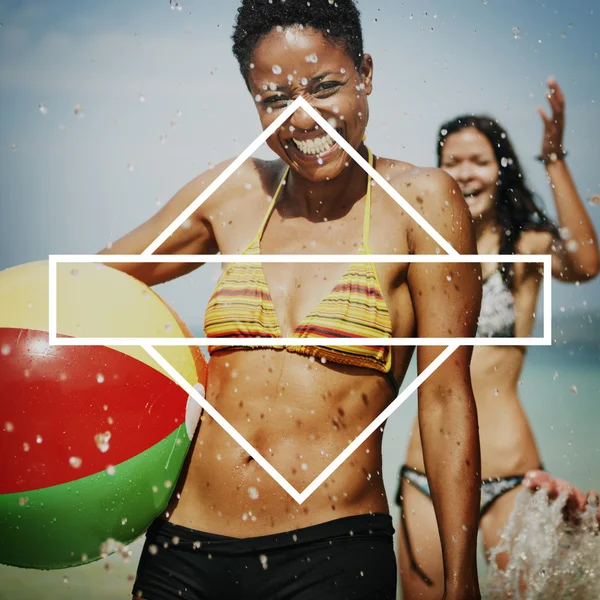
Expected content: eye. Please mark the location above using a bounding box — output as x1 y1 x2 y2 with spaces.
263 93 289 107
315 81 342 95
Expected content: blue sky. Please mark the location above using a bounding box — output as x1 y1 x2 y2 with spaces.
0 0 599 329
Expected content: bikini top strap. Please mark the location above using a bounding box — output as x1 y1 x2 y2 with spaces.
362 146 374 250
251 165 290 247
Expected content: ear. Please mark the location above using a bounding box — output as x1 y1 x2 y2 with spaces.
359 53 374 95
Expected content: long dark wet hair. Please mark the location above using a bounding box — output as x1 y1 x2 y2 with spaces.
437 115 558 288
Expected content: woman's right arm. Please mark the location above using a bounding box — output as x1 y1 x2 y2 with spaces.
98 163 232 287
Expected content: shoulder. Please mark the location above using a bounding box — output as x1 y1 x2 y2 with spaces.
374 156 472 252
183 157 285 253
376 157 466 216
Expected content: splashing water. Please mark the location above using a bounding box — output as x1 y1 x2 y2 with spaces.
100 538 132 561
481 488 600 599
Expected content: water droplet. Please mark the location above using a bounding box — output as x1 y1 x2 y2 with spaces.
148 544 158 555
512 26 521 39
569 385 578 394
36 435 43 444
164 480 172 489
317 157 324 165
126 162 134 172
559 227 572 240
216 453 222 461
164 322 173 333
63 576 68 584
74 104 84 117
272 65 282 75
19 496 29 506
159 133 167 144
139 94 146 103
566 240 578 252
301 463 308 471
38 103 48 115
1 344 11 356
248 486 259 500
588 194 600 206
259 554 268 570
300 77 308 86
106 465 116 475
95 431 111 452
23 442 30 452
170 0 183 10
96 373 105 384
305 53 318 64
446 274 452 281
4 422 14 432
69 456 82 468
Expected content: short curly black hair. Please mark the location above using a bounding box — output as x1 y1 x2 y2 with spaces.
232 0 364 86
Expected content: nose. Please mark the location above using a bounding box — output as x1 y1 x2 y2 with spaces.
288 104 319 134
454 161 474 184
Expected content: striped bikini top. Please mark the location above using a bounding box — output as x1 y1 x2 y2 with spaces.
204 148 397 388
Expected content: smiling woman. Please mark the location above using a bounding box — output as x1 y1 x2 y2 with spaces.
98 1 483 599
397 95 600 600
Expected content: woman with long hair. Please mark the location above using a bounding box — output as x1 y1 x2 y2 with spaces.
397 78 599 599
100 2 484 599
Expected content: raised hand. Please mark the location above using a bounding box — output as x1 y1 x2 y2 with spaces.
537 76 566 160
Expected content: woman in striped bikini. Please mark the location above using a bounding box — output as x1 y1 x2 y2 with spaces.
397 80 600 600
101 2 484 599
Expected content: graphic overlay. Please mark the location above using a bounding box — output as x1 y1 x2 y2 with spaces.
49 254 551 347
49 97 553 502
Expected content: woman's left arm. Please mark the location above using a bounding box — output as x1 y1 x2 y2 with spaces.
537 77 600 281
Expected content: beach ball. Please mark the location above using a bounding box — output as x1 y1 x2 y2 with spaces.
0 261 207 570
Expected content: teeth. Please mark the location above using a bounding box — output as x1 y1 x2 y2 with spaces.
292 134 335 155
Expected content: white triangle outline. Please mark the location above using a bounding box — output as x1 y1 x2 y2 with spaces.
143 344 458 504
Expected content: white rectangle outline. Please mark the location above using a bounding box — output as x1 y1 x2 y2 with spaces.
49 253 551 346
